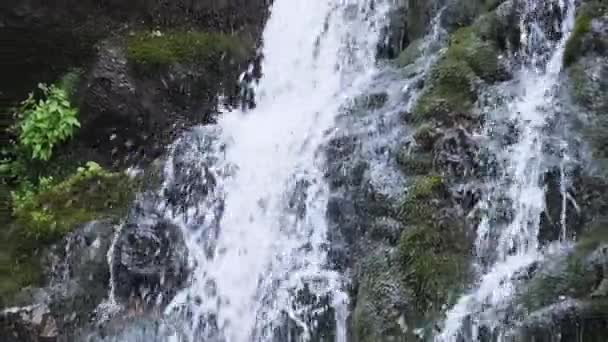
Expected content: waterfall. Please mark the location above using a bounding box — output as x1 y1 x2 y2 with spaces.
436 0 577 340
159 1 389 341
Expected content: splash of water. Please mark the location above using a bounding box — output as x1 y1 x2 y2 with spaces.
160 1 389 341
436 0 577 340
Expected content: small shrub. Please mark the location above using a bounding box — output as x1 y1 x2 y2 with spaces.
17 83 80 161
12 161 135 243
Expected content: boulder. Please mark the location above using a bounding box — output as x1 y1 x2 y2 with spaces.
0 220 117 342
0 0 269 103
112 208 189 308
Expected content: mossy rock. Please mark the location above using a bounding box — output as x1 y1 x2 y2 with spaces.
411 8 512 122
396 38 425 67
441 0 503 32
519 253 596 313
563 1 608 68
396 175 472 315
13 163 137 237
398 224 469 313
406 0 435 42
352 251 414 342
413 123 441 152
397 175 446 223
127 31 249 69
586 115 608 169
396 151 434 175
448 26 502 82
411 57 476 122
0 239 42 306
12 163 137 244
1 163 138 303
350 92 389 113
518 224 608 314
567 55 608 114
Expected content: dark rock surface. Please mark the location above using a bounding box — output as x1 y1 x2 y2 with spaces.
112 206 189 309
0 0 269 170
1 220 115 341
0 0 269 96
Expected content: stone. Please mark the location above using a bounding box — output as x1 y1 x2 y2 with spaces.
112 208 189 308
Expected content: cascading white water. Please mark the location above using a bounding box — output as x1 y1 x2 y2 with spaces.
162 1 389 341
436 0 577 340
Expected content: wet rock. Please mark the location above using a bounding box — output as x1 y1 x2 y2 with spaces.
433 127 480 181
513 298 608 342
0 304 56 342
0 220 117 341
78 34 249 168
162 126 223 216
78 316 185 342
539 168 584 245
568 56 608 115
395 38 425 67
351 249 414 342
368 217 404 246
512 239 608 341
564 0 608 67
0 0 270 127
380 0 441 59
112 209 189 308
441 0 504 32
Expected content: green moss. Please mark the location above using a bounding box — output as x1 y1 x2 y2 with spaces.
409 175 444 199
519 225 608 313
410 10 510 122
564 1 608 67
58 68 84 99
12 162 136 244
352 253 410 342
1 162 137 304
568 62 592 107
449 26 501 82
413 124 440 151
0 243 41 307
564 12 593 67
519 253 595 313
411 57 476 122
127 31 249 68
398 224 469 313
396 152 433 175
574 224 608 257
395 175 471 314
407 0 435 41
396 38 425 67
398 175 445 222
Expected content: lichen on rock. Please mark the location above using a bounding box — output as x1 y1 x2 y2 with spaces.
127 31 249 69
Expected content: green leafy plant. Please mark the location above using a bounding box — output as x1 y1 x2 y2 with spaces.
12 161 135 242
18 83 80 161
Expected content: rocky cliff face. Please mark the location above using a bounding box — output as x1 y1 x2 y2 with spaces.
1 0 268 168
1 1 269 340
340 0 608 340
2 0 608 341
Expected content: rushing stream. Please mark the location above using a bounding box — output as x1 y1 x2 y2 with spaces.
157 1 389 341
437 0 577 340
